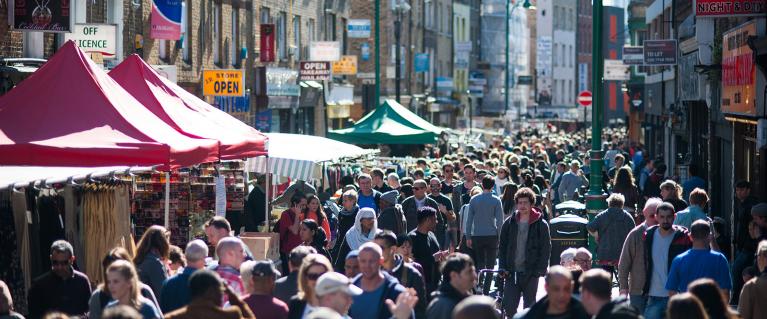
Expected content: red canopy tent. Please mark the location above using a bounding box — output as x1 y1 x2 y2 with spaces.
109 55 268 159
0 41 219 169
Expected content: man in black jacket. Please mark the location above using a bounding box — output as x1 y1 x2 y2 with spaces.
375 231 427 319
426 253 476 319
332 190 360 271
580 269 642 319
499 187 551 317
514 266 589 319
732 180 759 304
402 179 440 232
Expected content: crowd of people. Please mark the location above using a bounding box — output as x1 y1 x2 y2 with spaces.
2 130 767 319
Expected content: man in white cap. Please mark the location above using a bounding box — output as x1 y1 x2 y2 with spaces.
315 272 363 318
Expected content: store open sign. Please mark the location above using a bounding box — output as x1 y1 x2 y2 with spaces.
203 70 245 97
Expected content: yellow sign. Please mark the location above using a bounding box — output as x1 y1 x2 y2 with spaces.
332 56 358 75
203 69 245 97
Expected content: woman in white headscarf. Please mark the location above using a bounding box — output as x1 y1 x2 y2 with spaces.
334 207 380 268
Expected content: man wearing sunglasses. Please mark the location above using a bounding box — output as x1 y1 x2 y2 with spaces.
28 240 92 319
429 177 456 250
402 179 440 232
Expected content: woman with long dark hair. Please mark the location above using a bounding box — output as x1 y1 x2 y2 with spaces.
304 195 331 248
688 278 738 319
133 225 170 297
299 219 331 260
501 183 519 216
611 166 641 214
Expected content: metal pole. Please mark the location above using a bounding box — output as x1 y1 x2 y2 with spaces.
375 0 381 106
505 0 510 114
586 0 606 258
395 11 402 103
469 96 473 135
164 172 170 228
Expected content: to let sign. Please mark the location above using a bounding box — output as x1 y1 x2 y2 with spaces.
203 70 245 97
299 61 332 81
644 40 678 65
694 0 767 18
623 46 644 65
64 24 118 59
722 21 758 116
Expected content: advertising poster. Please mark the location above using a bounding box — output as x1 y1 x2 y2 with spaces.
13 0 72 32
260 24 276 62
150 0 182 40
722 21 758 116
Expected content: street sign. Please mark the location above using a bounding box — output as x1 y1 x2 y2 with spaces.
694 0 767 18
623 46 644 65
577 90 593 107
203 69 245 96
604 60 630 81
517 75 533 85
299 61 331 80
347 19 371 38
644 40 678 65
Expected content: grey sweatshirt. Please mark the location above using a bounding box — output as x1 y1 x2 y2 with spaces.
464 192 505 237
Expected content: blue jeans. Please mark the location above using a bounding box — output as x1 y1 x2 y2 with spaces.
644 296 669 319
630 294 647 315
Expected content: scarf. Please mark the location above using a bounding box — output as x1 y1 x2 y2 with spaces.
345 207 379 250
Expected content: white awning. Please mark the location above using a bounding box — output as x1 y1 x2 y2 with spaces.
0 166 153 190
245 133 377 180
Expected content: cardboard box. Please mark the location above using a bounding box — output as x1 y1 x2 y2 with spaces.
241 232 280 261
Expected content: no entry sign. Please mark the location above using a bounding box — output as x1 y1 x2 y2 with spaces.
578 90 592 107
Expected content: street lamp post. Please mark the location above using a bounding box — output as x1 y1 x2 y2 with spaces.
505 0 533 116
393 0 410 103
374 0 381 106
586 0 607 257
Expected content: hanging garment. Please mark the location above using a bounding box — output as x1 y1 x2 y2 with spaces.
11 188 31 291
0 190 28 315
82 183 134 284
36 190 66 272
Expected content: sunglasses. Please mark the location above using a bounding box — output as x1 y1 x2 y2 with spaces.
306 272 324 280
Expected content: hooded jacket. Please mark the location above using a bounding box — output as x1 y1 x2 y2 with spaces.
425 281 469 319
334 207 380 271
642 225 692 296
498 207 551 283
513 296 589 319
378 204 408 236
331 205 359 269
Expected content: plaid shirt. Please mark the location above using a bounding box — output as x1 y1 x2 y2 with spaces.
214 264 244 303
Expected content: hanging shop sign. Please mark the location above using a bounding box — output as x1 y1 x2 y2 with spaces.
414 53 429 73
255 109 272 132
332 55 358 75
347 19 371 38
202 69 245 97
150 0 182 39
643 40 677 65
63 24 117 59
266 67 300 96
694 0 767 18
436 77 454 92
622 46 644 65
536 36 552 77
455 41 472 53
603 60 630 81
299 61 332 81
722 20 759 116
214 95 251 113
260 24 276 62
517 75 533 85
310 41 341 62
13 0 72 32
360 42 371 61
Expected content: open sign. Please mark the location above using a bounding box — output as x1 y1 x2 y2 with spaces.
203 70 245 97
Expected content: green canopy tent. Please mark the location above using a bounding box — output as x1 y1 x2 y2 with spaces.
327 99 444 144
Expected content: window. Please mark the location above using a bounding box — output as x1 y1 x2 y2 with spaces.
261 7 270 24
213 2 221 64
293 16 301 60
278 11 287 60
182 0 189 61
159 39 167 60
553 44 558 67
308 18 316 41
325 13 336 41
232 7 239 66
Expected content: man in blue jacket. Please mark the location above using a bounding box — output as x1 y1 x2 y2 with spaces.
349 242 414 319
160 239 209 313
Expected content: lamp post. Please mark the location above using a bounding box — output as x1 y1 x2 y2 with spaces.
393 0 411 103
505 0 533 116
586 0 607 257
374 0 381 106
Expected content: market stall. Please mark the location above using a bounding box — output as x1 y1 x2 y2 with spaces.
327 99 445 145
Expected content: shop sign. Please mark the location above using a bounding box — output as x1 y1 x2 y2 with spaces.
414 53 429 73
357 72 376 79
299 61 332 81
151 64 178 83
266 67 300 96
578 63 588 92
13 0 72 32
722 21 758 116
268 96 299 109
347 19 371 38
436 77 454 91
214 95 250 112
694 0 767 18
260 24 276 62
454 51 469 69
644 40 677 65
603 60 630 81
255 109 272 132
332 56 358 75
327 104 351 118
202 69 245 97
150 0 182 40
360 42 370 61
622 46 644 65
517 75 533 85
455 41 472 53
64 24 117 58
310 41 341 62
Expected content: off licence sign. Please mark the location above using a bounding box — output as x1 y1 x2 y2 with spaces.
300 61 332 80
203 70 245 96
644 40 678 65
